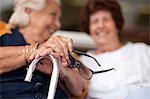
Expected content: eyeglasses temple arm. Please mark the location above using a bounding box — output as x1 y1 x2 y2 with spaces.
73 50 101 66
93 68 115 74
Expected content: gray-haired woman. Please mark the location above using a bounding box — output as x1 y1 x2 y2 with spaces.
0 0 85 98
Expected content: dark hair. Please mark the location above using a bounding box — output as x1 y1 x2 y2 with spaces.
81 0 124 34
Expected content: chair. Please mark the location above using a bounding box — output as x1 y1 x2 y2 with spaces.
0 20 11 36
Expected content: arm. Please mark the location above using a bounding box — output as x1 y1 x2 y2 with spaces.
0 35 72 74
59 66 86 96
34 57 86 96
0 46 26 74
0 42 42 74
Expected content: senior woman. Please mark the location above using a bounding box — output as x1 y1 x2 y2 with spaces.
80 0 150 99
0 0 84 98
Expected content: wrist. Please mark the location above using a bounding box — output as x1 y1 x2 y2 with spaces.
22 43 39 63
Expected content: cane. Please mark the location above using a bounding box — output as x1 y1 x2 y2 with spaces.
24 55 59 99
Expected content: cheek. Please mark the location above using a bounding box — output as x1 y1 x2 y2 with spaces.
108 23 118 37
37 23 49 34
43 32 51 40
108 21 118 32
90 33 98 43
89 24 96 35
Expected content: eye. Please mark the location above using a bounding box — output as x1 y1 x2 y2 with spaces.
49 11 56 17
103 17 109 22
90 18 99 24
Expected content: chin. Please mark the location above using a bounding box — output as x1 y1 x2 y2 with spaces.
97 39 107 44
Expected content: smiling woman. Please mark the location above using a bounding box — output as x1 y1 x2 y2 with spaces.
80 0 150 99
9 0 61 43
0 0 85 98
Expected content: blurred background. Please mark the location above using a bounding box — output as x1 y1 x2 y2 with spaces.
0 0 149 50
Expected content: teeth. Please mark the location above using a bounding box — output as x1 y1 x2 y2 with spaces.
97 32 107 37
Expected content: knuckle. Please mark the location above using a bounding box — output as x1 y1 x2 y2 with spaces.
57 35 61 38
62 43 67 48
55 48 62 53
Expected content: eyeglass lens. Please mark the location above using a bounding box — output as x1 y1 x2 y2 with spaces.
69 50 115 80
78 62 93 80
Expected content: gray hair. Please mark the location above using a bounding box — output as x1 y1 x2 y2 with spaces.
9 0 61 28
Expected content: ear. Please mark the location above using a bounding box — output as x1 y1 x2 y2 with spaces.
25 7 32 13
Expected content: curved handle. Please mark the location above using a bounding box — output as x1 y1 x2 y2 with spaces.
47 55 59 99
24 55 59 99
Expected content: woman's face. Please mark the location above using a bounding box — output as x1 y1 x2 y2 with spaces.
29 0 61 43
89 10 119 46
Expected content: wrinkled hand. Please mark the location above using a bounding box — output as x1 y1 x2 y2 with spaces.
29 35 73 66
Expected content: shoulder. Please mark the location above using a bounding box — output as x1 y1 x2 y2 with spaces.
0 28 25 46
125 42 150 57
128 42 150 50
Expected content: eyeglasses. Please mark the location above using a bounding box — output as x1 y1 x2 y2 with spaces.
69 50 115 80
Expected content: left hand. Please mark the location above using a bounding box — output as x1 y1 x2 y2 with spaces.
29 35 73 67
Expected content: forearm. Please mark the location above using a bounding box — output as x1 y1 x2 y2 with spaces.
59 68 85 96
0 46 26 74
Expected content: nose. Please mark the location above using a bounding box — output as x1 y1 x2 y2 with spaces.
98 19 104 28
54 19 61 29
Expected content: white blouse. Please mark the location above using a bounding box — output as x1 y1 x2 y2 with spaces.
80 42 150 99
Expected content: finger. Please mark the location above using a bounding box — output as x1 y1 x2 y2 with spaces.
57 35 73 64
53 36 69 60
39 48 53 57
35 46 47 59
29 51 36 61
51 52 61 59
61 58 69 67
60 36 73 52
57 36 73 64
45 37 63 56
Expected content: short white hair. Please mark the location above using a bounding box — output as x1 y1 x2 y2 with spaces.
9 0 61 28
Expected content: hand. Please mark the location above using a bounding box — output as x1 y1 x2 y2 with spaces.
29 35 73 66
